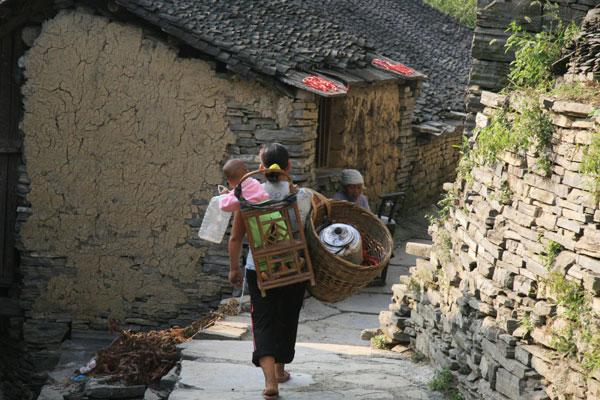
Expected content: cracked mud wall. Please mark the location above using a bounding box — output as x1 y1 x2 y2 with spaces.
18 9 290 331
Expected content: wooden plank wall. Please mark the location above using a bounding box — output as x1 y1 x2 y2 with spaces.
0 31 22 293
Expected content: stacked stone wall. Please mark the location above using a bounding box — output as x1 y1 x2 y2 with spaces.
404 127 463 209
467 0 598 132
381 91 600 399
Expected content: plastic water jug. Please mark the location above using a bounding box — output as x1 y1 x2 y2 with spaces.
198 194 232 244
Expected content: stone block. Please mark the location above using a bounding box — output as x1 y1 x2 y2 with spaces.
575 228 600 258
552 101 594 117
480 91 509 108
562 207 591 223
480 355 500 388
533 301 555 317
23 322 70 345
496 368 524 400
529 187 556 205
405 242 432 259
501 251 524 269
552 113 574 128
563 170 594 191
582 270 600 295
84 378 147 398
514 275 536 297
544 231 576 251
576 254 600 274
493 267 515 290
556 218 582 234
588 377 600 399
360 327 383 341
535 212 557 230
515 345 532 367
530 328 554 348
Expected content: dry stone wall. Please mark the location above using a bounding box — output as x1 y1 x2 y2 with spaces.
467 0 598 132
382 91 600 399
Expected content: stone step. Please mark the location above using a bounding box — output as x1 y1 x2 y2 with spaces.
192 322 249 341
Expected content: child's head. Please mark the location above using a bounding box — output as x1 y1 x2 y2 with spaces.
223 159 248 187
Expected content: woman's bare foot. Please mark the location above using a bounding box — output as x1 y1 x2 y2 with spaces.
276 370 290 383
262 387 279 399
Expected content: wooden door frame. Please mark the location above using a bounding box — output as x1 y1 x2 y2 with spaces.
0 28 23 294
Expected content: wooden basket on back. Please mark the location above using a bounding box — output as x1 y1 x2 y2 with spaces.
237 169 315 297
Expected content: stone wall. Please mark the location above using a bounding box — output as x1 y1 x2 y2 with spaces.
380 91 600 399
466 0 598 132
404 125 463 209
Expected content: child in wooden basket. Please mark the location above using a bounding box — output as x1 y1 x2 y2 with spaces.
219 158 295 280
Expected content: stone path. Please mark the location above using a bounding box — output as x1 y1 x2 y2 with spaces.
166 239 445 400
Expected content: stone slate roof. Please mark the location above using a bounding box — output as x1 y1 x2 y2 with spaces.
568 7 600 77
317 0 473 122
116 0 426 96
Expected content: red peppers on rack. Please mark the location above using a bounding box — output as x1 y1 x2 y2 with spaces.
302 75 347 93
372 59 415 75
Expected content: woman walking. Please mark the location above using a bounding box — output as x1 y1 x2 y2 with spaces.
227 143 312 400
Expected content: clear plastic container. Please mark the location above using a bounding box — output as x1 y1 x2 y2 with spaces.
198 194 232 244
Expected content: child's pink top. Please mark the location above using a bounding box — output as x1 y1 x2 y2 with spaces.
219 177 269 212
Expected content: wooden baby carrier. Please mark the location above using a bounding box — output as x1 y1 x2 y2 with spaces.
237 169 315 297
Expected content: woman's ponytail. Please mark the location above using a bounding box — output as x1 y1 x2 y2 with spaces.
261 143 289 182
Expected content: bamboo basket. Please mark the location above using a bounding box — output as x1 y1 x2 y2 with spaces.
305 197 393 303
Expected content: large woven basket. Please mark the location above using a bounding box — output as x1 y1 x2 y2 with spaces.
305 198 394 303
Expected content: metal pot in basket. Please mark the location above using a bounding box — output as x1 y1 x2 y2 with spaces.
318 223 363 265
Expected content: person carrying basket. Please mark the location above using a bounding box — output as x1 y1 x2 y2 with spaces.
227 143 313 400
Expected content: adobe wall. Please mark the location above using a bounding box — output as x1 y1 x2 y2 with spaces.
17 9 310 367
380 91 600 399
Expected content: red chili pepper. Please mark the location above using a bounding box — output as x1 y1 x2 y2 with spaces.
373 59 415 75
302 75 346 93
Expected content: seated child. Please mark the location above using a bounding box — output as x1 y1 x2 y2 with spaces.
219 159 269 212
220 160 298 281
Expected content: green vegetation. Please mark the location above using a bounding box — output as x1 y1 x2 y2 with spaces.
423 0 476 27
439 230 453 263
426 190 458 226
470 98 555 176
544 269 600 372
408 277 422 294
519 312 535 336
505 3 578 89
540 240 564 271
428 367 464 400
552 81 600 107
371 334 390 350
411 351 428 363
580 122 600 196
